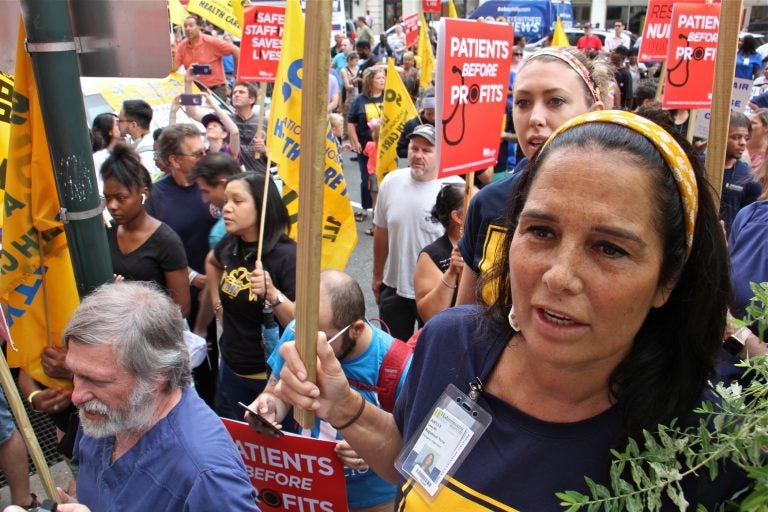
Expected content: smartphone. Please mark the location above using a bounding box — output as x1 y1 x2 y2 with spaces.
238 401 284 437
191 64 212 75
180 93 203 106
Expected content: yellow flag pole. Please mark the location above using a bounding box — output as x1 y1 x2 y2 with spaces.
0 352 59 502
256 153 274 263
255 83 267 159
293 0 332 429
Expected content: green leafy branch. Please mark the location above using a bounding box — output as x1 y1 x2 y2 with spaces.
558 282 768 512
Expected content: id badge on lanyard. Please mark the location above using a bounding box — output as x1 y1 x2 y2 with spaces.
394 381 492 500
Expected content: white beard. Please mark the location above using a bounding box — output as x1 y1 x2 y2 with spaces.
79 379 157 439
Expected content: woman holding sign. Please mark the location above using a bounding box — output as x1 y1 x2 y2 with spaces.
273 111 747 510
348 67 385 221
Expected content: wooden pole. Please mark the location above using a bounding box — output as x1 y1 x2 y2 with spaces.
0 354 59 501
255 83 267 159
686 109 697 144
705 0 742 209
654 61 667 101
293 0 332 429
257 153 274 262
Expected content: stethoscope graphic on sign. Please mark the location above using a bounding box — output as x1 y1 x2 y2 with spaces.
443 66 481 146
667 33 707 87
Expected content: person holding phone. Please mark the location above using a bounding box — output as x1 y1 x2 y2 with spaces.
205 172 296 417
175 15 239 101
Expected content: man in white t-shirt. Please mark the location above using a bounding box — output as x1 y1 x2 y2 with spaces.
605 19 631 52
372 125 463 340
118 99 159 176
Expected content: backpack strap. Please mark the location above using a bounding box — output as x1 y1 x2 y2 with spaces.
376 339 413 412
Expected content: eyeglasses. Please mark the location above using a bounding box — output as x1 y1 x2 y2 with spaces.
288 322 353 344
513 52 523 56
176 150 206 159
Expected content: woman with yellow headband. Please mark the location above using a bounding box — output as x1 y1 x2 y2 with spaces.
272 112 745 510
456 46 613 305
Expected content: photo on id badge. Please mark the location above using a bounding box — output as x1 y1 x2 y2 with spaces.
397 395 477 496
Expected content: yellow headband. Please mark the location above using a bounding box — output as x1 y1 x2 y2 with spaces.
538 111 698 259
528 48 599 104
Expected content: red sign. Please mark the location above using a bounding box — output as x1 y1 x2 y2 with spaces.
403 12 420 48
639 0 711 61
223 419 348 511
238 4 286 83
423 0 441 14
662 3 721 109
436 18 513 178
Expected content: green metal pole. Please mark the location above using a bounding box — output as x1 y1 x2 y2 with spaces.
20 0 112 296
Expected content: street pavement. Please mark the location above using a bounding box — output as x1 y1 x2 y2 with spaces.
337 151 378 319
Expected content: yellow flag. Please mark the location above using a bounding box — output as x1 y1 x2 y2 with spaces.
168 0 187 26
448 0 459 19
267 0 357 270
187 0 241 37
552 17 570 47
377 59 418 183
232 0 245 35
418 14 435 90
0 20 78 390
0 72 12 227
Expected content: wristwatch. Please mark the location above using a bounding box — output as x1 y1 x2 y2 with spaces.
724 326 752 356
265 291 286 308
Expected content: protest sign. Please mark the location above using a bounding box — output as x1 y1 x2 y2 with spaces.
403 12 419 48
423 0 441 14
187 0 242 37
223 419 347 511
662 2 721 110
377 59 419 183
693 77 753 139
436 18 513 178
639 0 710 61
238 4 285 83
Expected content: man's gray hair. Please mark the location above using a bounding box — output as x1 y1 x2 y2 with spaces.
156 123 202 167
63 281 192 391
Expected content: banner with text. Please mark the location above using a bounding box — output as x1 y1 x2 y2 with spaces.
238 4 285 83
187 0 242 37
423 0 441 14
661 2 721 109
403 12 420 48
267 0 357 270
223 419 347 512
436 18 513 178
639 0 712 61
377 59 419 183
0 21 78 390
693 77 754 138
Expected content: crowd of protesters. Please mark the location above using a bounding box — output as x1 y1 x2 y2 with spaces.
3 10 768 512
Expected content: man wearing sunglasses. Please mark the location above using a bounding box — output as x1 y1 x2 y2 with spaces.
246 270 412 512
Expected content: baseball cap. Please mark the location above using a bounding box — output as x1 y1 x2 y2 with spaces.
201 113 227 132
407 124 436 145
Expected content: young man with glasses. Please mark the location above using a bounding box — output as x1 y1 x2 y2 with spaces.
118 99 159 176
605 19 631 52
